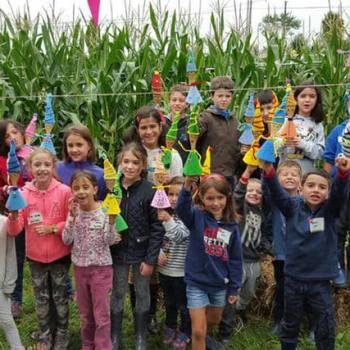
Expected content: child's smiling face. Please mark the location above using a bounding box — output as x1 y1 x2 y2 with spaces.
169 91 187 116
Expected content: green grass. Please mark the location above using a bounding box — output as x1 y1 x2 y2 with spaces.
0 265 349 349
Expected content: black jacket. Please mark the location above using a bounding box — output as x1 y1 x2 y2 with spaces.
110 178 165 265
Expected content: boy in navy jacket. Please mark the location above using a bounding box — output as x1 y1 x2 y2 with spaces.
262 157 349 350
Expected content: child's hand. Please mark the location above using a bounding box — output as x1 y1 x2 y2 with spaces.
35 225 55 236
260 161 273 173
335 155 349 173
8 211 18 221
284 137 300 148
115 233 122 244
184 176 199 191
158 209 171 222
240 144 250 155
158 251 168 266
242 165 257 179
69 198 80 217
227 295 238 305
109 215 116 225
140 262 154 276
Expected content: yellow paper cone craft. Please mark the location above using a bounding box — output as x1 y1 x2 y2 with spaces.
104 158 117 191
286 84 297 118
201 146 212 176
243 135 267 167
102 193 121 215
252 100 265 137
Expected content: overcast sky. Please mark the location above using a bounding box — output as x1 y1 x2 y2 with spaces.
1 0 349 36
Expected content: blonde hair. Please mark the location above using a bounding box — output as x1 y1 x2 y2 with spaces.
27 147 58 178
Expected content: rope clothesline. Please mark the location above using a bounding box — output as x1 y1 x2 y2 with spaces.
0 82 348 101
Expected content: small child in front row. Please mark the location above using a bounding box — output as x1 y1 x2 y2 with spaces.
8 148 72 350
219 165 272 343
157 176 191 349
109 142 164 350
62 171 121 350
176 174 243 350
262 157 349 350
0 214 25 349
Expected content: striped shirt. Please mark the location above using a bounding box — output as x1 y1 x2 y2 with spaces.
158 216 190 277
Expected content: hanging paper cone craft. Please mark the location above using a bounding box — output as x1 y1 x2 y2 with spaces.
187 108 200 149
44 93 55 134
280 118 297 141
161 148 172 170
286 91 297 118
166 112 180 146
271 93 288 137
25 114 38 145
6 187 27 211
151 188 171 209
201 146 212 175
186 47 197 84
267 92 279 123
40 134 56 155
7 140 21 186
151 71 163 105
256 139 276 163
239 124 255 145
252 101 265 137
186 85 203 105
104 158 117 191
87 0 101 26
184 150 203 176
244 93 255 123
115 214 128 232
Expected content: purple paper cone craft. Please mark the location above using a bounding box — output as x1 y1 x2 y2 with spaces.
151 188 171 209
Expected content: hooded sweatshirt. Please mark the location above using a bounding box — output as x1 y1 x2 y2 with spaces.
0 215 17 294
7 178 71 263
263 169 349 281
176 189 243 296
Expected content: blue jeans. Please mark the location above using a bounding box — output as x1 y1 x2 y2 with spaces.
186 285 226 309
11 230 25 304
280 276 335 350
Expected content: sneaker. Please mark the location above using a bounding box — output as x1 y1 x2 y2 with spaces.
53 329 69 350
11 302 22 319
205 336 224 350
163 327 176 345
172 331 190 349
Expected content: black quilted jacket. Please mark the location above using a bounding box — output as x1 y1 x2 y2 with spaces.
110 178 165 265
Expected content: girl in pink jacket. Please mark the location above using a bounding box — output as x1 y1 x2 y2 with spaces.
8 148 71 350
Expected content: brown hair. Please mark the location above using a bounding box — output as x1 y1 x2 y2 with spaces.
117 142 148 178
70 170 98 188
62 125 96 163
169 84 189 98
302 170 331 189
198 174 235 222
277 160 302 179
0 120 25 156
294 81 325 124
210 76 234 95
122 105 166 146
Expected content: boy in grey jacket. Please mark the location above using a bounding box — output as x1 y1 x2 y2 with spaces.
0 214 24 349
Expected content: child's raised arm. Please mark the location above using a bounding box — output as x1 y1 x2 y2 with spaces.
261 161 295 218
175 176 198 229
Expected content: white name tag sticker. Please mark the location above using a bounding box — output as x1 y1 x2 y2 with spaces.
90 221 104 230
28 212 43 225
217 228 232 245
309 217 325 233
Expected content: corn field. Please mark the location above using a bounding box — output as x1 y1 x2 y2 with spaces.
0 5 349 161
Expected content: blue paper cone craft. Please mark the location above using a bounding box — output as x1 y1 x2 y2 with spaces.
244 93 255 123
186 85 203 105
40 134 56 155
256 139 276 163
44 93 55 134
239 124 255 145
6 187 27 211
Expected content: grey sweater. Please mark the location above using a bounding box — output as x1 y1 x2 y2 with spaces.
0 215 17 294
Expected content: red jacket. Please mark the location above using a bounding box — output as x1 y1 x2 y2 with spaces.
7 178 72 263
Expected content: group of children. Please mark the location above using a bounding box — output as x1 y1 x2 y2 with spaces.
0 75 349 350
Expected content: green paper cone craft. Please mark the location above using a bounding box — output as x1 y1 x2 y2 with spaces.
115 214 128 232
162 112 181 170
113 170 123 201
